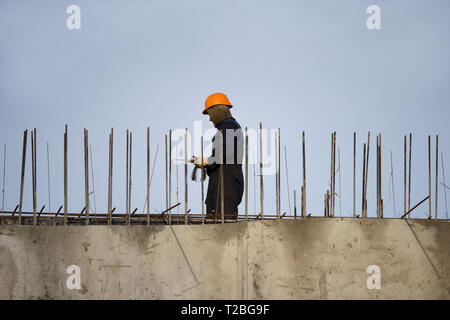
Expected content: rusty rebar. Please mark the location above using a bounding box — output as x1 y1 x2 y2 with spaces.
18 130 27 224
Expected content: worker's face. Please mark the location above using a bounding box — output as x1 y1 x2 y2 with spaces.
206 108 215 124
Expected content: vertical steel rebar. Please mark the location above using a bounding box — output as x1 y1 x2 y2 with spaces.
201 135 205 224
435 135 438 220
284 145 291 216
333 132 336 217
273 131 280 219
441 153 448 220
64 125 68 225
165 134 168 219
338 146 341 217
147 127 150 225
108 128 113 225
245 128 248 221
220 130 224 224
376 135 379 218
47 142 50 213
84 129 89 225
275 131 279 219
1 144 5 211
277 128 280 219
126 129 129 219
259 122 264 219
390 151 396 218
408 133 412 215
364 132 370 218
253 151 256 216
428 135 431 218
330 133 333 217
129 132 132 225
18 130 27 225
31 129 36 225
185 128 188 225
89 145 97 215
302 131 306 218
380 134 382 218
169 129 172 217
404 135 406 217
294 189 297 219
362 143 366 218
353 132 356 217
176 143 179 214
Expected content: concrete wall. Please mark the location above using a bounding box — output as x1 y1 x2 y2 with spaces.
0 218 449 299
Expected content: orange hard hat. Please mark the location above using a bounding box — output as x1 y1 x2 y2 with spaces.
203 92 232 115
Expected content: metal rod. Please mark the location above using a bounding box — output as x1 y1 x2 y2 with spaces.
353 132 356 217
220 129 224 224
401 195 430 219
31 129 36 225
390 151 397 218
128 132 132 225
284 145 291 216
294 189 297 219
148 144 159 220
108 128 113 225
169 129 172 217
364 132 370 217
176 142 179 214
245 128 248 221
362 143 366 217
55 205 63 217
275 131 279 219
201 135 205 224
185 128 188 225
64 125 68 225
165 134 168 220
333 132 336 217
47 142 50 213
84 129 89 225
379 134 382 218
253 150 256 216
147 127 150 225
89 145 96 214
408 133 412 215
338 146 341 217
259 122 264 219
278 128 281 219
126 129 129 218
18 130 27 224
330 132 333 217
376 135 379 218
441 153 448 219
302 131 306 218
404 135 406 217
428 135 431 219
1 144 5 211
435 135 438 220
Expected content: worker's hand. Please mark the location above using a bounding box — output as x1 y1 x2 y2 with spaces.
193 156 208 168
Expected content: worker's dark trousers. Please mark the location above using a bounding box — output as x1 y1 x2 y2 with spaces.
205 164 243 219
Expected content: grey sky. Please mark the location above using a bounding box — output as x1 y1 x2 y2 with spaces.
1 0 449 218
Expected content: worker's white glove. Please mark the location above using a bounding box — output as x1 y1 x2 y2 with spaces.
193 156 208 168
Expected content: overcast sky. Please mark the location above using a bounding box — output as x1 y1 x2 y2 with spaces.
1 0 449 219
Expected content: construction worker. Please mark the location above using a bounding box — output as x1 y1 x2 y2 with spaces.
194 93 244 220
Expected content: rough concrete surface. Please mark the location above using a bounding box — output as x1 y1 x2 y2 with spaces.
0 218 449 299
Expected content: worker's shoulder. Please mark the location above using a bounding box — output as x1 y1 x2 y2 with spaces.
219 117 241 130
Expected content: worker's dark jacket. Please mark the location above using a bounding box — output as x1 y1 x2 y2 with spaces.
205 117 244 217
